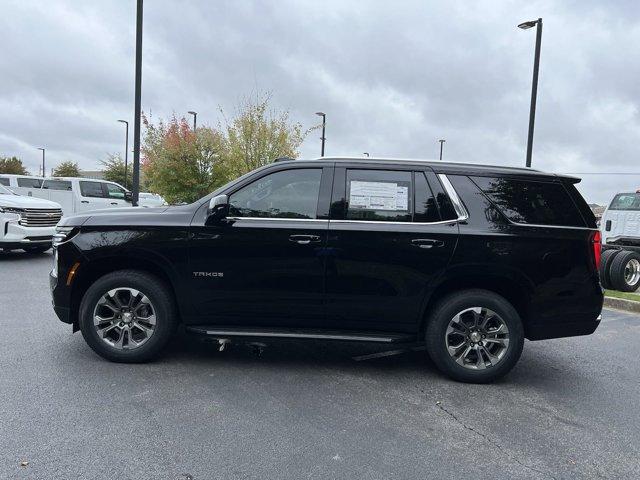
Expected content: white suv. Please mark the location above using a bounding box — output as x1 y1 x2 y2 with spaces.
0 184 62 253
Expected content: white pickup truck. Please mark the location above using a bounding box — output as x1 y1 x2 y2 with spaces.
599 191 640 292
0 175 132 216
0 184 62 253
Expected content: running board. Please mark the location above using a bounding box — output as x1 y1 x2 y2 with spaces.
185 326 416 343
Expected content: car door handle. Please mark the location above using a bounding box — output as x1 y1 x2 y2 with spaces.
411 238 444 249
289 234 321 245
110 202 118 205
81 200 90 204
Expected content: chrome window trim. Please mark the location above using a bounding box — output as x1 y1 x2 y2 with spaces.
330 219 458 226
508 221 596 231
437 174 469 221
226 216 325 222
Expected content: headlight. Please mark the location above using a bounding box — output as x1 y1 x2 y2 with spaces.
0 206 23 223
52 226 78 247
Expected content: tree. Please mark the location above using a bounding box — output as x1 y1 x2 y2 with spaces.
52 161 81 177
140 93 313 203
0 156 29 175
142 115 227 204
221 94 311 178
101 154 133 189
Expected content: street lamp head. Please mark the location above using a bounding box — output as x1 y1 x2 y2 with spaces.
315 112 325 117
117 119 128 124
518 19 539 30
188 111 197 115
37 147 45 152
438 139 446 143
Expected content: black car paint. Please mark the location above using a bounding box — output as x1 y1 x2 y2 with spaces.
51 159 603 341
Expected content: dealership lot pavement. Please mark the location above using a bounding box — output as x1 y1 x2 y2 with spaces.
1 251 639 480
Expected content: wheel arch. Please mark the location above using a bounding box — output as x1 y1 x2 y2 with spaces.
69 255 182 331
420 273 532 336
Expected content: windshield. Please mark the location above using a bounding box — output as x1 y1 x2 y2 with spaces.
0 185 15 195
609 193 640 211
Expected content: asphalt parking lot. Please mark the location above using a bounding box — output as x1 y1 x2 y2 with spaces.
1 251 639 480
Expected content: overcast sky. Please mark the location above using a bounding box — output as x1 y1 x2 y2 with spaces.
1 0 639 204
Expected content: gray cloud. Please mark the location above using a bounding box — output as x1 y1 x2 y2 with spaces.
1 0 639 204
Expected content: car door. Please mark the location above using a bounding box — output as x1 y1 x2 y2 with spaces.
324 166 459 333
78 180 111 211
104 182 130 208
188 165 333 327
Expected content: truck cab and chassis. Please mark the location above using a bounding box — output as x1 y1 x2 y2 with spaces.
50 157 603 383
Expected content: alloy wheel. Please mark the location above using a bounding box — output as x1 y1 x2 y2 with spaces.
624 259 640 287
93 287 157 350
445 307 510 370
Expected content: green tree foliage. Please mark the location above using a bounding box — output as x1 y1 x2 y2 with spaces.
141 94 312 204
220 94 310 178
0 156 29 175
142 116 226 204
52 161 81 177
101 154 133 189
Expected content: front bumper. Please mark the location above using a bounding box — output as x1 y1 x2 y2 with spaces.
0 220 55 249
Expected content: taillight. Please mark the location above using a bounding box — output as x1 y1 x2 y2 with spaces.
592 230 602 269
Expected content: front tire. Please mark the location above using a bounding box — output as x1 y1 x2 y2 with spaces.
425 290 524 383
79 270 177 362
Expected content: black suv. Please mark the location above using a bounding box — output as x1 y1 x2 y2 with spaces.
50 157 603 383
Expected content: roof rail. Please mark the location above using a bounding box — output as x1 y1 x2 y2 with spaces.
274 157 295 162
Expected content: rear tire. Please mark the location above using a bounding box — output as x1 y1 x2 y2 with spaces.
599 249 620 290
610 251 640 292
79 270 177 362
425 289 524 384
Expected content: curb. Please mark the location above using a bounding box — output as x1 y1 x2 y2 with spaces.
604 296 640 314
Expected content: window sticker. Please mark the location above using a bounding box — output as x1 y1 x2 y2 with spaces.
349 181 408 211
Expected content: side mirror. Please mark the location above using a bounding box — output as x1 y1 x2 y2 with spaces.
124 191 133 203
207 194 229 224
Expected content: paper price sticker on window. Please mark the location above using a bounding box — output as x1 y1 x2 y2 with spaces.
349 181 408 211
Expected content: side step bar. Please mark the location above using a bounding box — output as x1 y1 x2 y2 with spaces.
185 326 416 344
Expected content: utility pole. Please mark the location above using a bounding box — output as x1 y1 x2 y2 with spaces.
438 139 446 160
117 120 129 189
315 112 326 156
188 111 197 132
131 0 143 206
518 18 543 168
37 148 45 177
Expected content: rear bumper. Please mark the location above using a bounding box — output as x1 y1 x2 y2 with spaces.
526 316 601 341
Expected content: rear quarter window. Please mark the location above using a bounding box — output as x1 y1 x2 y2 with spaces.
471 176 586 227
0 178 9 186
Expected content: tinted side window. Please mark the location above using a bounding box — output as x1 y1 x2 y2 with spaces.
472 176 586 227
43 180 72 191
229 169 322 219
346 169 412 222
105 183 126 199
17 178 42 188
414 172 440 222
0 178 9 186
80 181 106 198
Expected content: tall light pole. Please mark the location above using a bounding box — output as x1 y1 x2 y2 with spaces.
117 120 129 189
315 112 326 157
188 111 197 132
363 152 370 157
518 18 543 168
37 148 45 177
131 0 143 206
438 139 446 160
